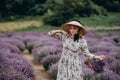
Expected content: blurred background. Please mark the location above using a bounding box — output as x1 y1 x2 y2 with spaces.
0 0 120 33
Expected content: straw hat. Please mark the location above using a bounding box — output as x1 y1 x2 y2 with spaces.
61 21 86 36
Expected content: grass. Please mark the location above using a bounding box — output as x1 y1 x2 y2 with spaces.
0 13 120 34
14 24 120 34
79 13 120 27
95 30 120 34
0 20 43 33
15 25 60 32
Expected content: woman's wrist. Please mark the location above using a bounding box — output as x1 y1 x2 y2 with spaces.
50 30 67 35
93 55 106 61
53 30 61 33
93 55 100 59
50 30 61 35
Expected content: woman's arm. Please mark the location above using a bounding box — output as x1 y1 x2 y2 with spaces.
80 39 106 60
80 39 95 59
48 30 66 36
48 30 67 40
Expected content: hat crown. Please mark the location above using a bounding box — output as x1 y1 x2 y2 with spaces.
67 21 83 28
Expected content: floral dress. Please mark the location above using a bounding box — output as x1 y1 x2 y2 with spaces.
48 31 95 80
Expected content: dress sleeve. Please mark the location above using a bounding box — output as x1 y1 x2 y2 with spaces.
80 39 95 59
48 30 66 41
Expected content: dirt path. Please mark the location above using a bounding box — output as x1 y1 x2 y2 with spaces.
22 49 53 80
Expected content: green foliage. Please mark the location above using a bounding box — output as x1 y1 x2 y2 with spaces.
0 0 35 15
34 0 47 4
29 0 48 16
43 0 107 26
80 13 120 26
0 0 119 25
92 0 120 12
29 4 47 15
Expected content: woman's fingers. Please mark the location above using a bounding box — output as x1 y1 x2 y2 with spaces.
100 55 107 61
61 30 67 35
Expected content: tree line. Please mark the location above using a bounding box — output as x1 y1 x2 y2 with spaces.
0 0 120 25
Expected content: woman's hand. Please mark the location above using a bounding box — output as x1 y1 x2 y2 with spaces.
57 30 67 35
93 55 107 61
50 30 67 36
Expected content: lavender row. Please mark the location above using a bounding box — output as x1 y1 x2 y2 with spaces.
1 31 120 80
29 31 120 80
0 32 36 80
0 49 35 80
12 31 119 80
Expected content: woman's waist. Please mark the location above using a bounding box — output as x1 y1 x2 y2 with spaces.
63 46 79 52
62 50 78 56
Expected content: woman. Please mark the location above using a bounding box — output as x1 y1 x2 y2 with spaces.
48 21 106 80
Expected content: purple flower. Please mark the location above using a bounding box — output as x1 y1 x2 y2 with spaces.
33 46 61 63
1 31 120 80
0 49 34 80
108 59 120 75
41 54 61 70
48 63 58 79
90 70 120 80
0 37 25 51
0 42 21 54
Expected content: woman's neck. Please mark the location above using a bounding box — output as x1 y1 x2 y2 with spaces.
70 34 75 38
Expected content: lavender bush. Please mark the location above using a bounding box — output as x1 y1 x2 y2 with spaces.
90 70 120 80
108 59 120 75
41 54 61 70
0 31 120 80
0 49 34 80
48 63 58 80
33 46 62 63
0 42 21 54
0 33 6 37
0 37 25 51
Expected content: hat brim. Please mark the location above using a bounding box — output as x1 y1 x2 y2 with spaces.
61 24 86 36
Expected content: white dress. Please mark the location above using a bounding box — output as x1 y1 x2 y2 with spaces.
48 31 95 80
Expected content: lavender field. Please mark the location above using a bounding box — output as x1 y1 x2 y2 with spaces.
0 31 120 80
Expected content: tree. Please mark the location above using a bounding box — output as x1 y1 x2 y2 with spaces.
43 0 107 26
92 0 120 12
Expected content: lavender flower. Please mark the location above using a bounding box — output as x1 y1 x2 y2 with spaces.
41 54 61 70
33 45 62 63
0 42 21 54
48 63 58 79
0 37 25 51
0 49 34 80
90 70 120 80
1 31 120 80
108 59 120 75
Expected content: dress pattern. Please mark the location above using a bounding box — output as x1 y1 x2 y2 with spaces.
48 31 95 80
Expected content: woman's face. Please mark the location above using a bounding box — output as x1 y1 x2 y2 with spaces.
69 26 79 35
